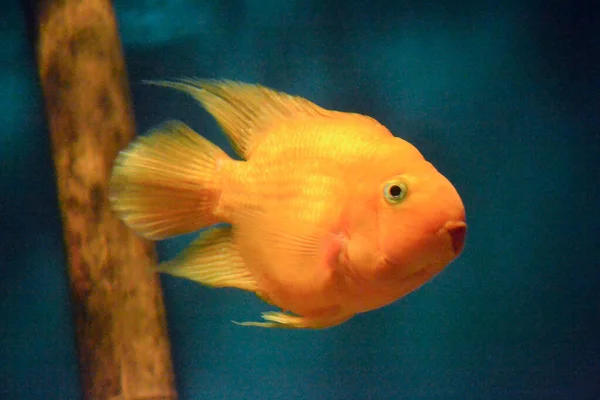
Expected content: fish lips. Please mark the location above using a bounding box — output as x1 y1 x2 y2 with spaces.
438 220 467 256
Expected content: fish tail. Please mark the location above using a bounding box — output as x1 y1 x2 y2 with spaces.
109 120 230 240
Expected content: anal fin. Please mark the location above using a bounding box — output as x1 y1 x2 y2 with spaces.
157 225 257 292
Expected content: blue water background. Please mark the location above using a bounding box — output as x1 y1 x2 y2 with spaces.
1 0 599 399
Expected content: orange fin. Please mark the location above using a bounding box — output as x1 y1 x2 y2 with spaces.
145 79 330 159
109 121 230 240
157 225 257 292
233 310 353 329
234 204 346 300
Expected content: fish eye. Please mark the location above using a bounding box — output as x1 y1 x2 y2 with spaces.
383 179 408 204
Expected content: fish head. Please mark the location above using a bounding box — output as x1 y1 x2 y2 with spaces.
376 139 465 282
343 137 466 310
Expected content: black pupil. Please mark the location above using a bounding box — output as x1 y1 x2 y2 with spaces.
389 185 402 197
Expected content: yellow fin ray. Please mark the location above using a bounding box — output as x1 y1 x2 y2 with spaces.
145 79 331 159
157 225 257 292
233 310 352 329
109 121 230 240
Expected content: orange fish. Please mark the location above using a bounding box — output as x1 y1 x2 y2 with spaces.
109 80 466 329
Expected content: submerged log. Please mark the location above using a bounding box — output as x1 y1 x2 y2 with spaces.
27 0 178 398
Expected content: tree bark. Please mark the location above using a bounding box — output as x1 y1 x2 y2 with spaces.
27 0 178 398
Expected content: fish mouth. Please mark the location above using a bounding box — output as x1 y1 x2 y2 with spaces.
379 220 466 281
439 220 467 255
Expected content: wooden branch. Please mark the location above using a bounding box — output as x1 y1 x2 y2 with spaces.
27 0 178 398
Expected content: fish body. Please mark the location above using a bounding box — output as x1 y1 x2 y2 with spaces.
109 80 466 329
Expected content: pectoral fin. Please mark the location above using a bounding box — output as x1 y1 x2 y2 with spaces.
234 205 347 297
157 225 257 292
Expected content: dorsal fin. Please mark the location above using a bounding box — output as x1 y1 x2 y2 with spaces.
146 79 330 159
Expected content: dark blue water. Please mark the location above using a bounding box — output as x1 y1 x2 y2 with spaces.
2 1 599 399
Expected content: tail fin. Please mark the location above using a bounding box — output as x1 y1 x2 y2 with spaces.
109 121 230 240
